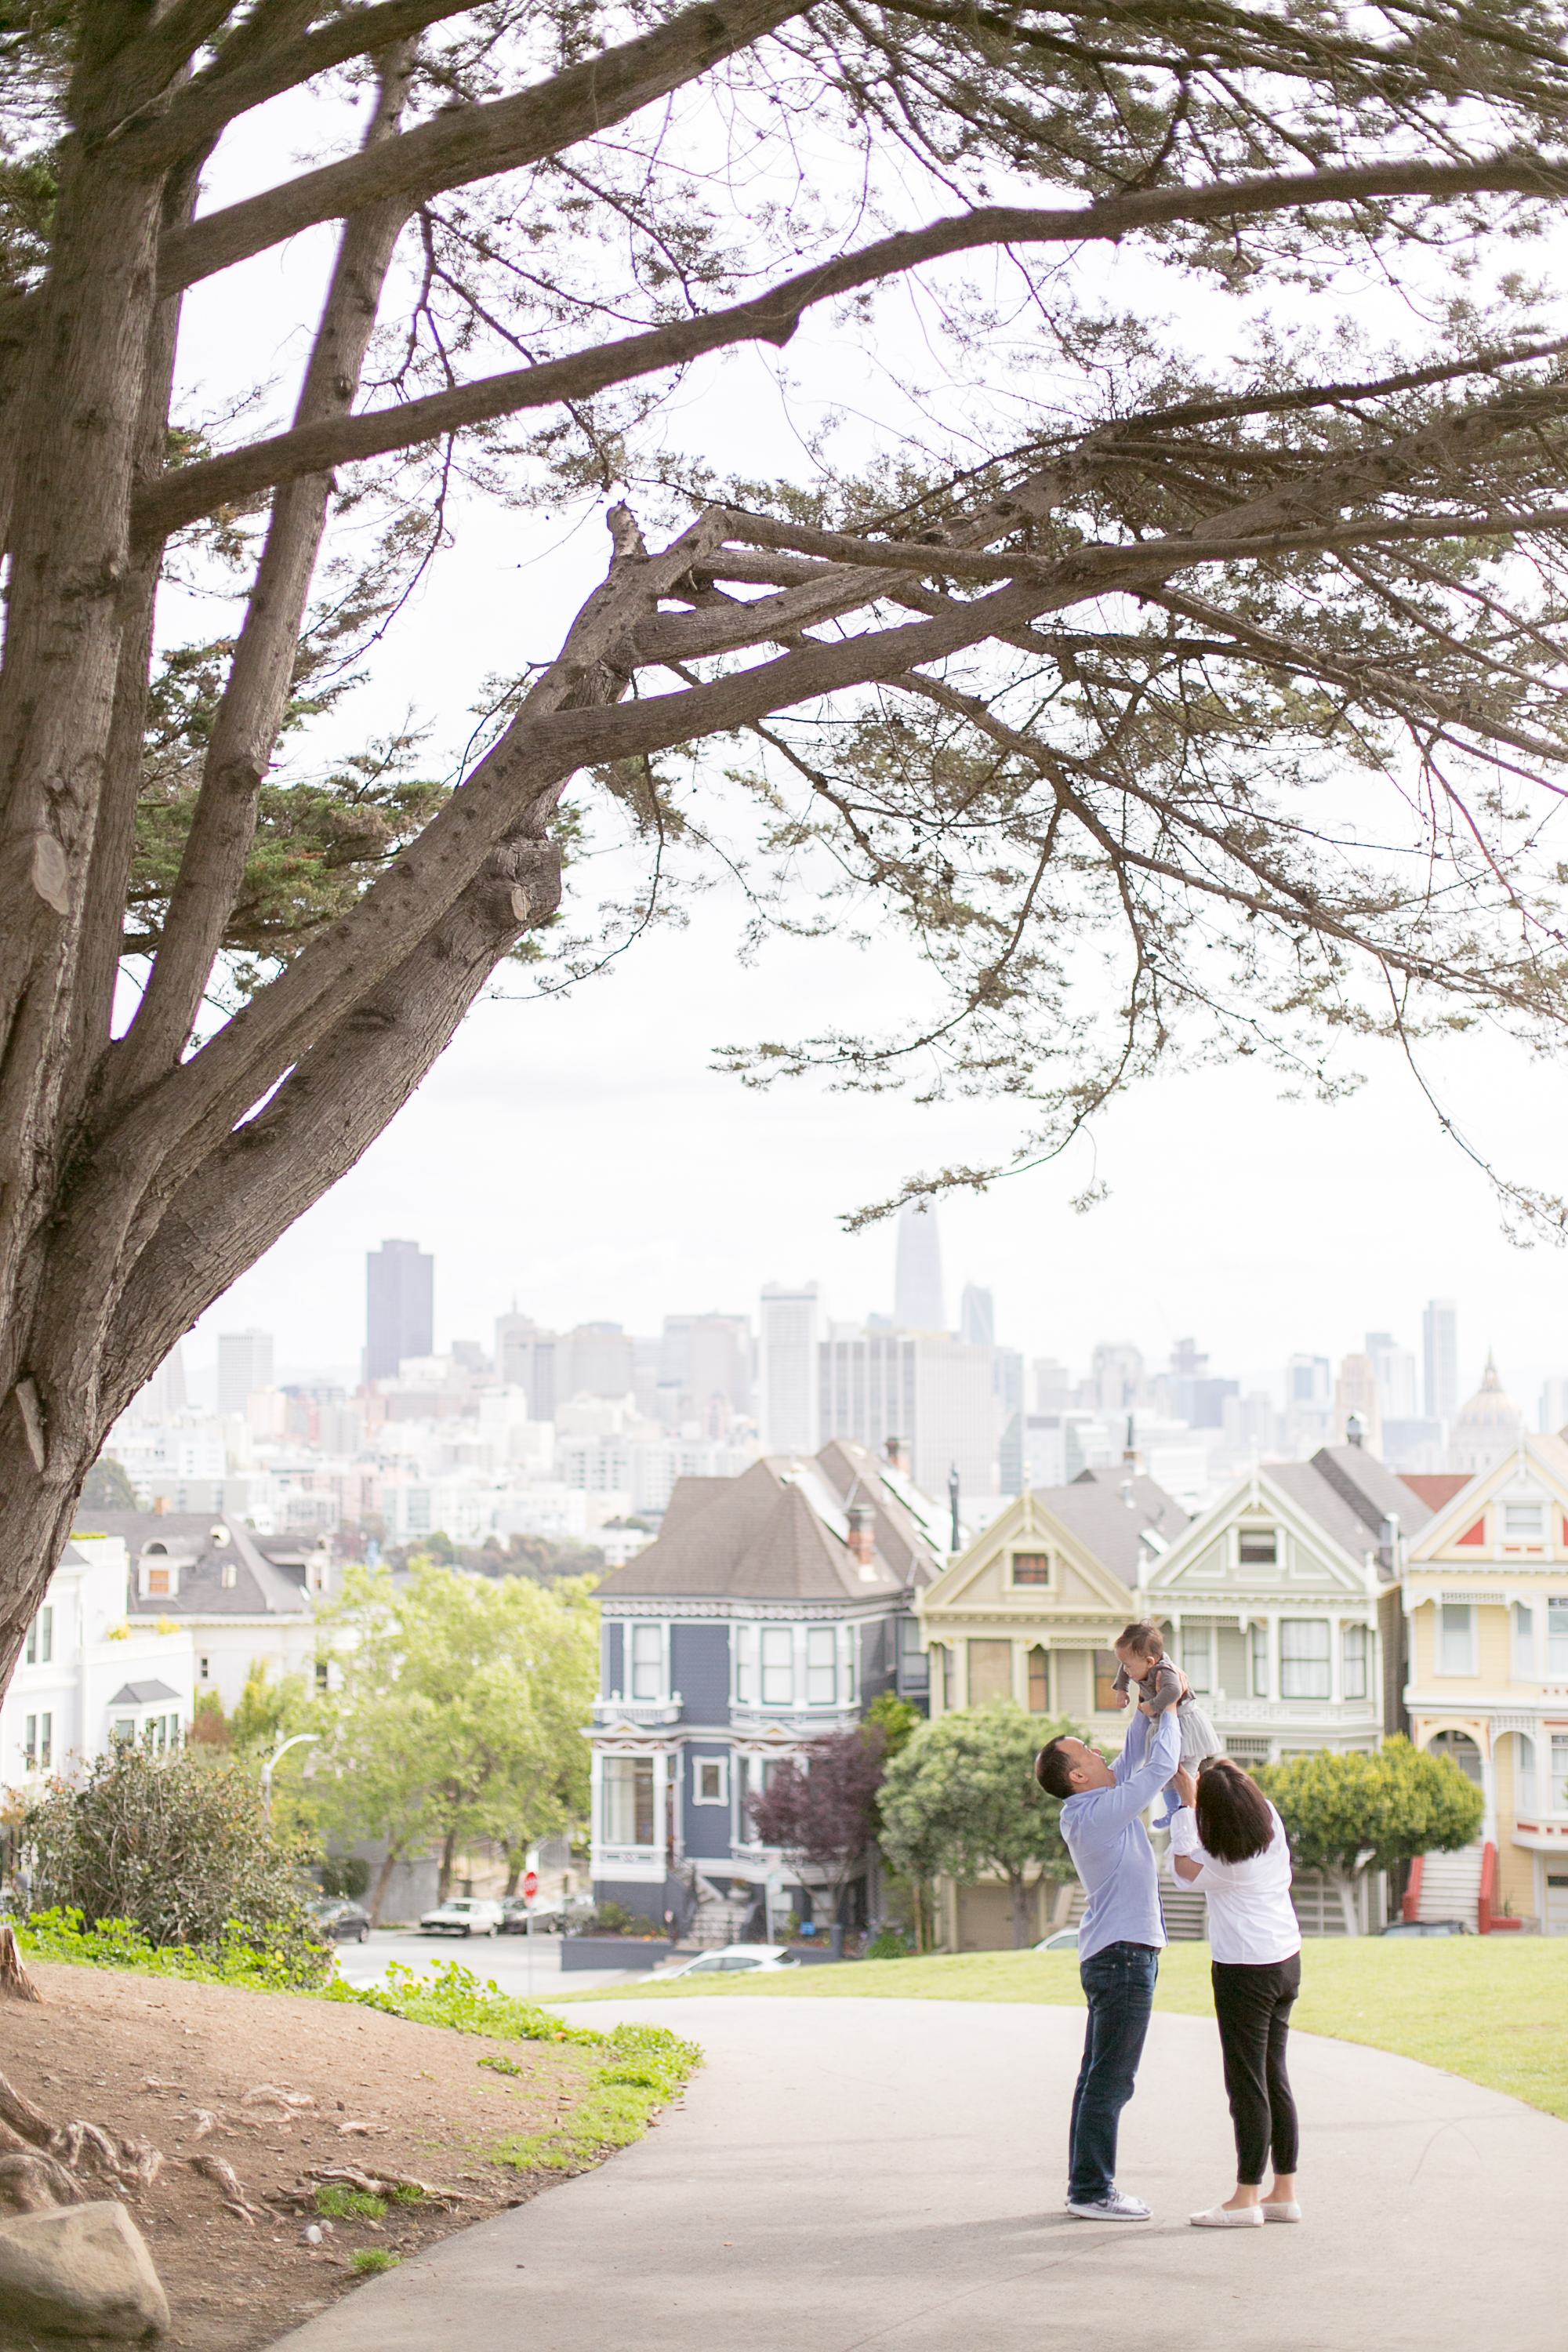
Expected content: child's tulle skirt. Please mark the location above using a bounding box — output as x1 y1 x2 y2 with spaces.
1178 1704 1221 1767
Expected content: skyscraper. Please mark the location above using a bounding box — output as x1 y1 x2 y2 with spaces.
959 1282 995 1347
1423 1298 1459 1423
759 1283 820 1453
1366 1330 1417 1420
894 1203 945 1331
365 1239 434 1380
217 1328 273 1414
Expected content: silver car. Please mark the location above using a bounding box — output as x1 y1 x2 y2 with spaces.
659 1944 801 1978
419 1897 504 1937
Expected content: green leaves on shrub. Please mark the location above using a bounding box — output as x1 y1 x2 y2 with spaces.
24 1748 318 1951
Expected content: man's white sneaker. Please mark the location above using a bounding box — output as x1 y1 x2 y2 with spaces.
1189 2204 1264 2228
1065 2190 1152 2221
1261 2201 1302 2223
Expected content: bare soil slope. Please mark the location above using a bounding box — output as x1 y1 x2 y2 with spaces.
0 1964 590 2349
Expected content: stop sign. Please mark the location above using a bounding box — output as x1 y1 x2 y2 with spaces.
522 1871 539 1903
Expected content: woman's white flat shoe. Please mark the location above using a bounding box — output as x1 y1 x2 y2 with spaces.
1190 2205 1264 2228
1261 2201 1301 2223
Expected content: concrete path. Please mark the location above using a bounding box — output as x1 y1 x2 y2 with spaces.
267 1996 1565 2351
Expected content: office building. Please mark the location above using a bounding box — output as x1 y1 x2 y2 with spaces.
959 1283 995 1347
495 1312 556 1422
1367 1330 1417 1421
1541 1377 1568 1436
217 1329 273 1416
1033 1358 1071 1414
893 1204 945 1331
760 1283 820 1453
659 1313 753 1433
1334 1352 1383 1455
1422 1298 1459 1424
365 1240 433 1381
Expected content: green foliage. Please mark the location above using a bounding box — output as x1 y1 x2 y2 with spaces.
1258 1737 1485 1878
315 2185 385 2220
319 1853 371 1900
880 1704 1076 1947
17 1906 332 1992
350 2250 400 2275
863 1927 912 1960
865 1694 921 1760
78 1457 138 1511
187 1691 231 1751
228 1657 312 1762
24 1748 319 1951
591 1902 633 1933
310 1564 599 1908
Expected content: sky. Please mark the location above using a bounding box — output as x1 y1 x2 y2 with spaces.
162 64 1568 1421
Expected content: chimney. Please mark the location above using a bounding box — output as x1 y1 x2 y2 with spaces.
884 1436 910 1476
847 1502 877 1569
153 1494 169 1516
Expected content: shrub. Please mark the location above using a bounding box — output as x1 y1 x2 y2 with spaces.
592 1901 632 1934
24 1748 317 1948
863 1928 910 1961
19 1906 331 1990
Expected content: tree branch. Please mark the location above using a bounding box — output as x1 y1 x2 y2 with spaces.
137 153 1568 539
154 0 815 294
110 46 418 1109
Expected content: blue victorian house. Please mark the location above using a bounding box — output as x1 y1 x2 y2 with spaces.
588 1439 943 1933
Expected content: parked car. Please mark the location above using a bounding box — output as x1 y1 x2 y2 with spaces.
659 1944 801 1979
499 1895 594 1936
1378 1918 1472 1936
419 1898 504 1938
1034 1928 1080 1952
306 1896 372 1944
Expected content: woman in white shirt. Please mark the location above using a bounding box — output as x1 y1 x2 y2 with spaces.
1168 1759 1303 2231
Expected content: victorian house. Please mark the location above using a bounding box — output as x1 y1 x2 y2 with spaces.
588 1441 942 1933
1398 1429 1568 1936
1139 1444 1428 1772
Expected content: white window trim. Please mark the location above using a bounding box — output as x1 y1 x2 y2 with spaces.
691 1754 730 1806
628 1620 668 1704
1007 1548 1054 1592
1438 1601 1479 1679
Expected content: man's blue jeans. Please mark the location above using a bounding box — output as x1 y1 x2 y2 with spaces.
1068 1941 1160 2203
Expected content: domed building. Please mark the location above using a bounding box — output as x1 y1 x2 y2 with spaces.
1446 1356 1524 1475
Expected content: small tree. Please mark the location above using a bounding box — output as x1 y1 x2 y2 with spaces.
24 1748 314 1951
1258 1737 1485 1936
880 1704 1074 1949
749 1726 888 1940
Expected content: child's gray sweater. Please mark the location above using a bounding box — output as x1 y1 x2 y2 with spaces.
1112 1657 1186 1715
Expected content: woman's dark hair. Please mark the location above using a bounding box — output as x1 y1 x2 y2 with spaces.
1193 1759 1275 1864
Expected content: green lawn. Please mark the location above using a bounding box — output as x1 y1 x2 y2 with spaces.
558 1940 1568 2122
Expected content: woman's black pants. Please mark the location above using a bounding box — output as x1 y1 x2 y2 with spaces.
1210 1954 1301 2186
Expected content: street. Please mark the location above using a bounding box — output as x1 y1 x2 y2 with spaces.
330 1926 662 2000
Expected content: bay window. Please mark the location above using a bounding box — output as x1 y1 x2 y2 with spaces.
630 1624 663 1700
1341 1623 1369 1701
806 1627 837 1704
603 1755 655 1845
761 1627 794 1705
1548 1598 1568 1676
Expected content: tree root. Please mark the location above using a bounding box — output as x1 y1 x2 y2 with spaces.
307 2163 469 2208
0 2152 85 2212
0 1926 42 2003
0 2071 164 2194
187 2152 265 2223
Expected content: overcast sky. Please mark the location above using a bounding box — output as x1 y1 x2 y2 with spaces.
166 73 1568 1420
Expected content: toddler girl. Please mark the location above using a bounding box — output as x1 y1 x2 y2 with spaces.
1112 1619 1222 1830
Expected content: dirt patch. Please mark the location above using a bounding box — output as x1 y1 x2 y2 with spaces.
0 1964 594 2350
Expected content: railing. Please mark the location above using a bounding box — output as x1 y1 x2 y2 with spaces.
591 1697 683 1727
1213 1697 1379 1723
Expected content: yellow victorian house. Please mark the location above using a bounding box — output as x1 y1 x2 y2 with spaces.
916 1469 1186 1947
1400 1426 1568 1936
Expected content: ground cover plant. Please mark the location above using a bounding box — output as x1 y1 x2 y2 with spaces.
560 1938 1568 2122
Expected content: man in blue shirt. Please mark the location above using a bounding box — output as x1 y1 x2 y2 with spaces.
1036 1707 1181 2220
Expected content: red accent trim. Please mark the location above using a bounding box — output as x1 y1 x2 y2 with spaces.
1403 1854 1424 1922
1479 1841 1497 1935
1456 1517 1486 1547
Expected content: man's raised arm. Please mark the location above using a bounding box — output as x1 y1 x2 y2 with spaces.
1090 1708 1181 1830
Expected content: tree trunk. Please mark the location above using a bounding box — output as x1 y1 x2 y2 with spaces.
368 1846 405 1928
1010 1871 1034 1949
437 1827 458 1905
1328 1864 1362 1936
0 1926 41 2003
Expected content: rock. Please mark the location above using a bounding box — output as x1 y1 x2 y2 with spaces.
0 2201 170 2338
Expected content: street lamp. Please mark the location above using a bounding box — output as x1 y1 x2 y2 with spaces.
262 1731 319 1818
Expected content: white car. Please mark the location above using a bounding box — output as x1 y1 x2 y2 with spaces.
659 1944 801 1979
1034 1927 1080 1951
419 1897 504 1938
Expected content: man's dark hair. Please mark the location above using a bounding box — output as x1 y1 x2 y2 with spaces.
1194 1759 1275 1864
1036 1737 1077 1800
1116 1619 1164 1658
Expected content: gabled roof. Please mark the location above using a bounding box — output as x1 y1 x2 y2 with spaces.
83 1513 314 1618
1053 1471 1188 1587
107 1679 180 1707
595 1445 942 1604
1400 1472 1471 1516
1406 1429 1568 1559
1145 1457 1379 1598
1307 1444 1438 1542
